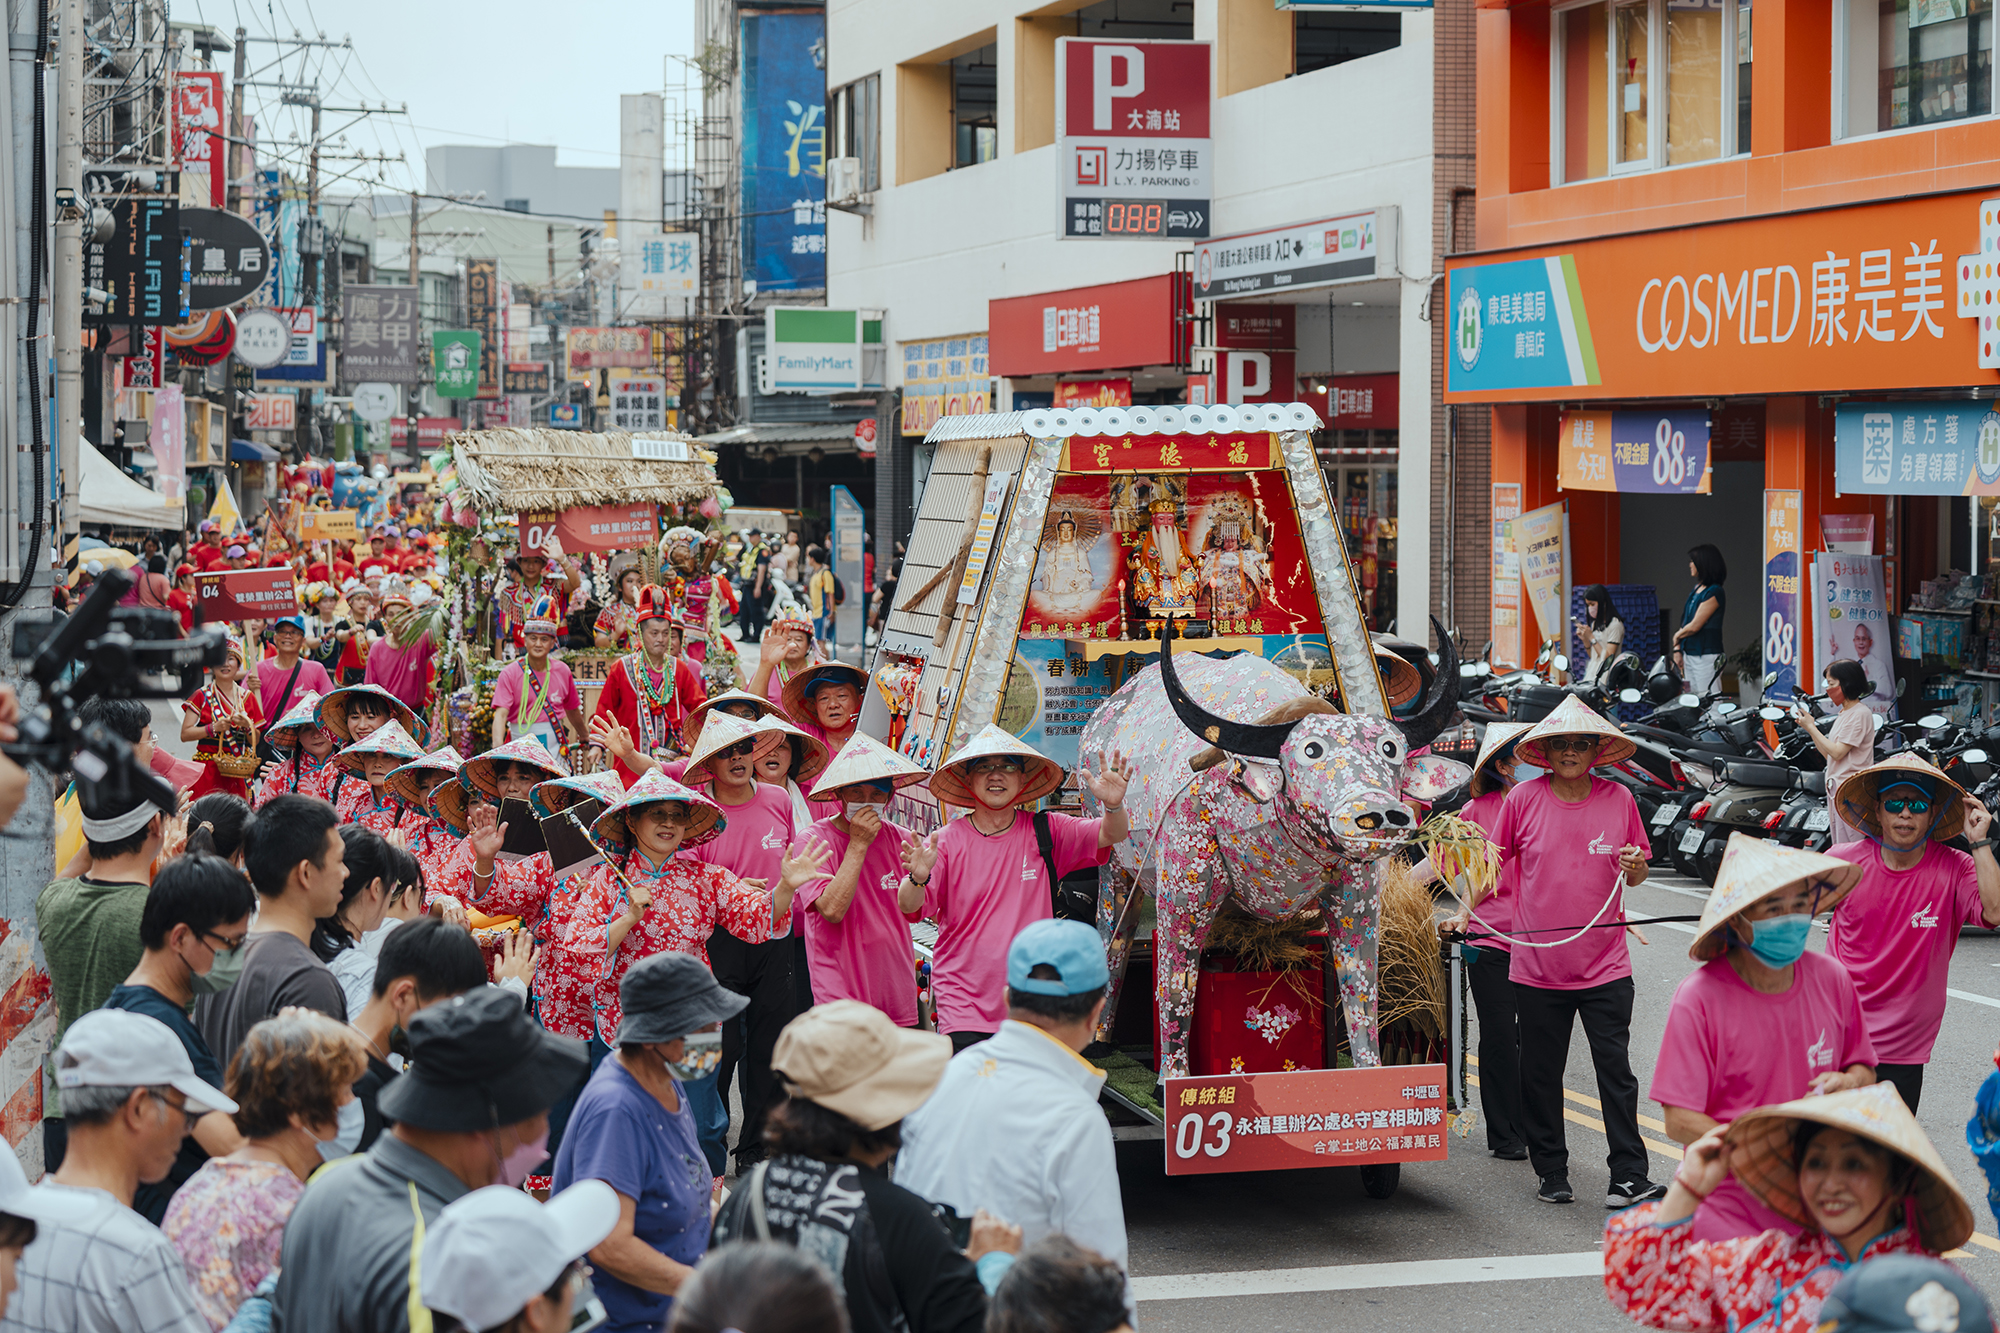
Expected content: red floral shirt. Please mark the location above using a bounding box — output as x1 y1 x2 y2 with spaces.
465 850 604 1041
1604 1201 1942 1333
253 752 338 808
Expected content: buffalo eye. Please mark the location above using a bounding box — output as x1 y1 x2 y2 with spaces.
1379 739 1401 760
1301 740 1326 761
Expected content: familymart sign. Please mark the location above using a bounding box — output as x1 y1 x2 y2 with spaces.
763 307 867 393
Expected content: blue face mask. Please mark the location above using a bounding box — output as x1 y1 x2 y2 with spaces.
1747 913 1813 968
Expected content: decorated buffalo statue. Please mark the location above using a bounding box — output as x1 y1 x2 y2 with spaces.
1078 618 1465 1081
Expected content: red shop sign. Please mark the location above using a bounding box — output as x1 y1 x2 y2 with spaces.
518 503 662 555
990 274 1183 376
1309 373 1399 430
389 417 464 450
1162 1064 1450 1176
196 567 300 623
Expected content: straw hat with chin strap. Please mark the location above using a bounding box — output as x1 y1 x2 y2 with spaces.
1468 721 1533 795
1834 752 1969 843
929 723 1065 809
1515 693 1636 767
1687 831 1862 961
681 712 788 787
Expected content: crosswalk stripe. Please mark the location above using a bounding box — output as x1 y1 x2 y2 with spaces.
1134 1250 1605 1301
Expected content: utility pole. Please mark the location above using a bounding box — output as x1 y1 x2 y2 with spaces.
53 0 83 540
408 188 420 292
226 27 247 212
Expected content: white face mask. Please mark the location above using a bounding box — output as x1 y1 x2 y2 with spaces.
843 800 884 819
316 1097 366 1162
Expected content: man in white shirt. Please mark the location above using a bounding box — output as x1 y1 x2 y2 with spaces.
3 1009 237 1333
897 919 1131 1314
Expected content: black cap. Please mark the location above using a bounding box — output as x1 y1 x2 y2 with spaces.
617 952 747 1046
1817 1256 1996 1333
376 986 588 1132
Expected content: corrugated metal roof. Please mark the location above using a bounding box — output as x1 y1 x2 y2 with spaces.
697 422 859 446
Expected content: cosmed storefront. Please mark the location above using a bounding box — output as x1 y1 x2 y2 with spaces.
1445 186 2000 713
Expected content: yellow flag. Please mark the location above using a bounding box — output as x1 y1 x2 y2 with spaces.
208 482 242 534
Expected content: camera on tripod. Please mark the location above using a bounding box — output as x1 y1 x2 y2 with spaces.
5 566 232 819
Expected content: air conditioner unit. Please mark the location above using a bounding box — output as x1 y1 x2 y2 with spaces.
827 157 863 206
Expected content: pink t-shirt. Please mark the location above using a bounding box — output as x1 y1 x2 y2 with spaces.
692 784 796 895
1650 951 1876 1241
1461 789 1518 953
491 659 583 734
923 810 1110 1033
1490 775 1651 990
797 817 921 1026
364 632 433 711
253 656 334 728
1827 838 1988 1063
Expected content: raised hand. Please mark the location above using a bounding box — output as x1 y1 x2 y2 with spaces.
493 929 537 987
588 713 635 761
901 829 941 882
779 839 836 890
468 801 506 865
1081 749 1134 809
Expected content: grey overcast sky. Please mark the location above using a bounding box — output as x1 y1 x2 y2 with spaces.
211 0 697 193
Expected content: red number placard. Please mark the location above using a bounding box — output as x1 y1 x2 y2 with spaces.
1162 1064 1450 1176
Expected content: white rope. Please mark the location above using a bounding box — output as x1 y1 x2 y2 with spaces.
1466 860 1629 950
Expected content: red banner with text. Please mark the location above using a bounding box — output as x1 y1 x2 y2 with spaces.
1162 1065 1450 1175
196 567 300 623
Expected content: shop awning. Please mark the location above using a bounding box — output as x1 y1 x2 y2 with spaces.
79 439 184 529
229 438 282 462
696 422 866 456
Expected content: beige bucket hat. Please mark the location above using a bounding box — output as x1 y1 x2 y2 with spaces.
1724 1082 1974 1253
807 732 930 801
1834 752 1968 843
1688 831 1863 961
929 723 1065 809
749 715 831 787
1515 693 1636 767
771 1000 951 1131
680 712 787 787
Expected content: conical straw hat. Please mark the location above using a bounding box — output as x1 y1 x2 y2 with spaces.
385 745 466 806
807 732 931 801
316 683 427 746
531 769 626 819
681 712 787 786
1469 721 1533 791
1370 641 1425 708
1835 751 1967 842
1688 831 1863 961
428 776 472 835
264 690 326 751
593 768 726 849
678 688 787 750
1515 693 1636 767
781 662 868 727
1724 1082 1974 1252
748 715 830 786
928 724 1066 809
336 720 425 771
463 737 570 800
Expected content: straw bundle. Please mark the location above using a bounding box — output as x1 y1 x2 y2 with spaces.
1414 812 1501 903
448 428 720 513
1205 899 1323 974
1378 858 1446 1041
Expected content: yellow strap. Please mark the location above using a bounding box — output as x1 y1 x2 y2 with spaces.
406 1181 432 1333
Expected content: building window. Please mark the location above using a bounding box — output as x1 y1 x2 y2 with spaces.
831 74 880 193
1840 0 1992 137
952 45 997 168
1294 13 1401 76
1554 0 1751 184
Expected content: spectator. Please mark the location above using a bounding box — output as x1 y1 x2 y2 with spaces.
668 1242 848 1333
193 795 349 1071
0 1136 100 1319
553 953 744 1330
249 617 334 735
105 842 256 1225
739 535 771 644
312 825 403 1019
712 1001 1016 1333
421 1180 618 1333
270 987 588 1332
771 532 801 587
37 787 168 1172
899 921 1131 1316
169 565 197 632
54 696 160 878
348 917 493 1152
804 548 835 645
985 1237 1133 1333
900 727 1128 1051
8 1009 237 1333
180 795 251 867
1815 1256 1993 1333
163 1012 367 1331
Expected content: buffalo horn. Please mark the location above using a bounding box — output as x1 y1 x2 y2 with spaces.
1396 615 1461 752
1158 618 1294 760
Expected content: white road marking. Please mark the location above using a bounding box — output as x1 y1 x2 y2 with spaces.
1133 1250 1605 1302
1640 881 1712 902
1948 987 2000 1010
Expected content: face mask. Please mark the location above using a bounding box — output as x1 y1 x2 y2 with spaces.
843 801 883 820
666 1030 722 1082
189 939 248 995
1747 913 1813 968
316 1097 365 1162
491 1123 550 1189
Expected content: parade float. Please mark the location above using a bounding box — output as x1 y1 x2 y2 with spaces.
410 426 729 760
870 402 1471 1195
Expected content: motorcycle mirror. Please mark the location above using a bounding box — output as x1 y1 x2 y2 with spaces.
1872 713 1886 732
1964 748 1989 764
1716 701 1738 713
1678 693 1701 707
1551 655 1570 674
1460 663 1480 677
1758 706 1785 720
1476 660 1490 673
1919 714 1948 729
1620 688 1643 703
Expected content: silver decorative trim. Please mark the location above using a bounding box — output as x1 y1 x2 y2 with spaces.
921 402 1328 445
1277 427 1386 718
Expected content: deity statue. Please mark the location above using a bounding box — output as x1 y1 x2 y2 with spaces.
660 526 742 691
1198 493 1268 620
1128 499 1200 613
1035 510 1103 617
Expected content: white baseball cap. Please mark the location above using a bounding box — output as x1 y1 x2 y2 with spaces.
420 1180 618 1329
0 1143 98 1227
54 1010 238 1115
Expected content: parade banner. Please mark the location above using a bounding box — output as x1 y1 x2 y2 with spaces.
1833 400 2000 495
1559 408 1712 494
196 567 299 622
1513 502 1566 651
1491 483 1522 667
1162 1065 1449 1176
434 331 480 399
518 504 661 555
1763 490 1804 702
1811 553 1895 720
299 509 359 542
1063 433 1272 473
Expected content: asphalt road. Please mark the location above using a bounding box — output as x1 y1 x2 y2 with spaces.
1119 872 2000 1330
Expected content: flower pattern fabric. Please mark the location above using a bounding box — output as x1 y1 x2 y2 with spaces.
183 686 265 800
465 850 604 1040
252 753 337 808
161 1157 303 1331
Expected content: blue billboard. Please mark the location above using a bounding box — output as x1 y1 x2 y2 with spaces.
741 12 826 292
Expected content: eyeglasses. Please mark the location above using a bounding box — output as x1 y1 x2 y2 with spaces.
644 805 692 827
969 759 1025 775
1882 797 1932 814
199 928 248 954
1544 737 1599 754
148 1090 196 1130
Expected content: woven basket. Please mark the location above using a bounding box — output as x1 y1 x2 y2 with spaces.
213 750 261 779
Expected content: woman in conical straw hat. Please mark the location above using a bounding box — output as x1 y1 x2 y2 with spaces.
1605 1082 1974 1333
748 713 834 832
444 737 573 939
251 690 338 808
382 745 467 896
899 724 1132 1052
1651 832 1876 1243
1822 751 2000 1114
1491 693 1662 1208
333 720 429 841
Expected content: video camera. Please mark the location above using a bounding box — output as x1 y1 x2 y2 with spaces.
5 566 232 819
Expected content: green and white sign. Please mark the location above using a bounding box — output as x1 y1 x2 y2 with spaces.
433 330 481 399
762 307 869 394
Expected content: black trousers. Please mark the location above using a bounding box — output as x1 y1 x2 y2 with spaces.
1515 975 1648 1184
1877 1062 1925 1113
739 585 767 641
1468 947 1527 1153
949 1030 995 1054
709 927 808 1167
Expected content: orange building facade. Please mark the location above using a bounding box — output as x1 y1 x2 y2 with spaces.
1447 0 2000 704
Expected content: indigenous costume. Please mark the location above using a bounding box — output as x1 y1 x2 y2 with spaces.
315 684 428 817
332 722 430 841
592 585 706 786
491 596 582 755
659 526 741 689
384 745 469 893
498 565 572 647
183 640 263 800
592 596 641 653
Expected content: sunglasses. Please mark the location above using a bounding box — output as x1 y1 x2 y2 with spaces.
1882 797 1932 815
1543 736 1599 754
720 739 757 759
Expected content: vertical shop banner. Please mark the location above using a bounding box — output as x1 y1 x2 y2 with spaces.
1513 502 1566 652
340 285 420 384
898 336 990 435
152 384 186 502
741 11 826 291
466 259 500 397
831 486 866 664
1834 401 2000 495
1491 483 1522 667
1559 409 1712 493
171 72 225 208
1056 38 1212 240
122 326 166 388
1812 553 1896 720
1763 491 1804 701
433 331 481 399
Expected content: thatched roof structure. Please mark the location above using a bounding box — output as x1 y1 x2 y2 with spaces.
447 428 720 512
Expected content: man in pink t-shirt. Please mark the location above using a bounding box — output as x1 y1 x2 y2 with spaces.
1492 696 1658 1209
253 616 335 727
1826 758 2000 1112
899 725 1131 1052
1651 836 1876 1241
